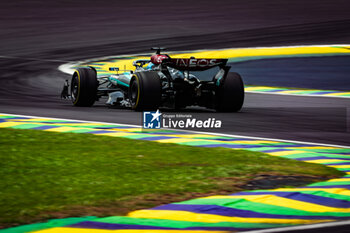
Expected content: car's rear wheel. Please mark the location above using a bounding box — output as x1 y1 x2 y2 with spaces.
71 67 98 107
215 72 244 112
129 71 162 111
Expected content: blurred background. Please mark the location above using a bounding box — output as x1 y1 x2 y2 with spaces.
1 0 350 57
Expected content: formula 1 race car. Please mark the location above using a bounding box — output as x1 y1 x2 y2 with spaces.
61 48 244 112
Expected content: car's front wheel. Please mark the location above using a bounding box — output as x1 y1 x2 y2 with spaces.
71 67 98 107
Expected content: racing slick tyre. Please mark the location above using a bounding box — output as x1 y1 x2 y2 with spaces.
129 71 162 111
71 67 98 107
215 72 244 112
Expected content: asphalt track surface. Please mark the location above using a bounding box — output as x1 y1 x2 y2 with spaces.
1 0 350 147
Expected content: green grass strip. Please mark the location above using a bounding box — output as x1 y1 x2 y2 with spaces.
0 127 342 227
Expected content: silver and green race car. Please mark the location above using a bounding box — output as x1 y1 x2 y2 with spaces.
61 48 244 112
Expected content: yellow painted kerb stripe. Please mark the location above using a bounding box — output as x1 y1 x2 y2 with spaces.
128 210 330 224
34 228 227 233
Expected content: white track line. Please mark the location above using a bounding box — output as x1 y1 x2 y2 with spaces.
242 220 350 233
1 112 350 149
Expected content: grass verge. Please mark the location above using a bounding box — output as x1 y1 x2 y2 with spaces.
0 128 343 228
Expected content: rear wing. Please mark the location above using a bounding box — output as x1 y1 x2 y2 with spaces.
163 58 228 71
